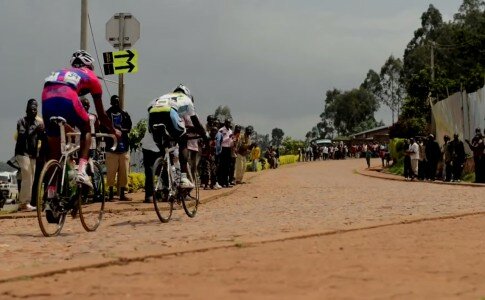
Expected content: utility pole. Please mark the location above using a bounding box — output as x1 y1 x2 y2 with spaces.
430 41 435 82
118 13 126 110
80 0 88 50
429 41 436 135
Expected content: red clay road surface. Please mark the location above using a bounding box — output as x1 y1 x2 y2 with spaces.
1 158 484 299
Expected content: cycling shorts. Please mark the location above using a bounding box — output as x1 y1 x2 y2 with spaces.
42 83 89 136
148 107 186 145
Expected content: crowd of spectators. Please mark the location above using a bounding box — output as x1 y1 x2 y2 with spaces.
8 95 485 212
299 142 390 166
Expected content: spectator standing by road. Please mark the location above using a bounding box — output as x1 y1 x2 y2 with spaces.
105 95 132 201
217 118 233 188
363 144 371 168
15 99 44 211
229 125 241 185
465 128 484 183
442 135 452 181
140 126 162 203
250 143 261 172
408 138 419 180
403 139 411 180
235 126 252 184
450 133 466 182
417 138 427 180
425 134 441 181
183 114 200 182
200 127 219 189
322 145 329 160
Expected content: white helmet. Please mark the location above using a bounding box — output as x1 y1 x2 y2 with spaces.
70 50 95 69
173 84 192 98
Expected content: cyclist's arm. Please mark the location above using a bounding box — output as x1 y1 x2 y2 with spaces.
189 114 207 139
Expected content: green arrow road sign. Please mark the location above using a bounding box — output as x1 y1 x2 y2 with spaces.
103 49 138 75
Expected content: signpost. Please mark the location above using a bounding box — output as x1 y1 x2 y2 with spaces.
105 13 140 109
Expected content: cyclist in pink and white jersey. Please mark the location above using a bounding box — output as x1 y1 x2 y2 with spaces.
42 50 120 187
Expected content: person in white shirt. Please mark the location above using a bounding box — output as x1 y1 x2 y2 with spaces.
408 138 420 179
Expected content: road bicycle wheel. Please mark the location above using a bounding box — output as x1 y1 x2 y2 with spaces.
182 169 199 218
36 159 67 237
78 161 105 232
153 157 173 223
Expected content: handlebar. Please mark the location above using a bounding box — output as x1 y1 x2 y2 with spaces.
66 132 118 151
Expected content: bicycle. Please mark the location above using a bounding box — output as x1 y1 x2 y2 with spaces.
152 124 200 223
36 116 116 237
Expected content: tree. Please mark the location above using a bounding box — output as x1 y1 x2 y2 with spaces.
361 69 382 96
281 137 305 155
319 88 341 136
379 55 405 124
271 128 285 147
254 133 271 151
214 105 232 122
323 88 379 136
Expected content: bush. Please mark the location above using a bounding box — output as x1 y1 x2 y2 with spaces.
389 117 428 138
279 155 299 165
245 155 299 172
127 172 145 193
388 138 406 161
387 157 404 176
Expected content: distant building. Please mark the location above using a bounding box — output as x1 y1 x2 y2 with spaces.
351 125 390 143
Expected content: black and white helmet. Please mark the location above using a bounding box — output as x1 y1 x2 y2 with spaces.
173 84 192 99
70 50 95 69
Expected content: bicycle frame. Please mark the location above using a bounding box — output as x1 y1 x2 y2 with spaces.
50 117 117 196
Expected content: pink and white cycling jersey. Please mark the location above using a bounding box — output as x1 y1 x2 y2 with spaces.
43 67 102 97
42 67 102 136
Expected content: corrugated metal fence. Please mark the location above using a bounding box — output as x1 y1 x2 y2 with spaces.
431 85 485 154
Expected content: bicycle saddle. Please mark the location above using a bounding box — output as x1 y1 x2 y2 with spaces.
50 116 67 124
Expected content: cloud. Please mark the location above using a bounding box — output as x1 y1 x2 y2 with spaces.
0 0 463 160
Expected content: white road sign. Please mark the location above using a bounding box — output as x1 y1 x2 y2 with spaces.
106 13 140 49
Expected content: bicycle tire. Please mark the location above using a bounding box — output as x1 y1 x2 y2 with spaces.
153 157 173 223
78 161 105 232
182 170 199 218
36 159 67 237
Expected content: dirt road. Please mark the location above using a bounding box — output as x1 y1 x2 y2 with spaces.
1 159 484 299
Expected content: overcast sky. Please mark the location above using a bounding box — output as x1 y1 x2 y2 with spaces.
0 0 463 161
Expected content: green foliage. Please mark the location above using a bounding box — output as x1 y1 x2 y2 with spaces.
388 138 406 161
462 172 475 183
322 88 380 136
279 155 299 165
271 128 285 147
214 105 233 122
254 133 270 152
129 119 147 152
389 117 428 138
388 157 404 176
245 155 298 171
127 172 145 193
401 1 485 121
281 137 305 155
379 55 405 123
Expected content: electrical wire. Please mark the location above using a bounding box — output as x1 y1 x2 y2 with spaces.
432 38 478 49
88 13 111 98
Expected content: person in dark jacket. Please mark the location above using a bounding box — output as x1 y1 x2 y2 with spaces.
465 128 484 183
105 95 132 200
450 133 466 182
425 134 441 180
15 99 44 211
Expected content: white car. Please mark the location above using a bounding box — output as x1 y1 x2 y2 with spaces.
0 171 19 210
